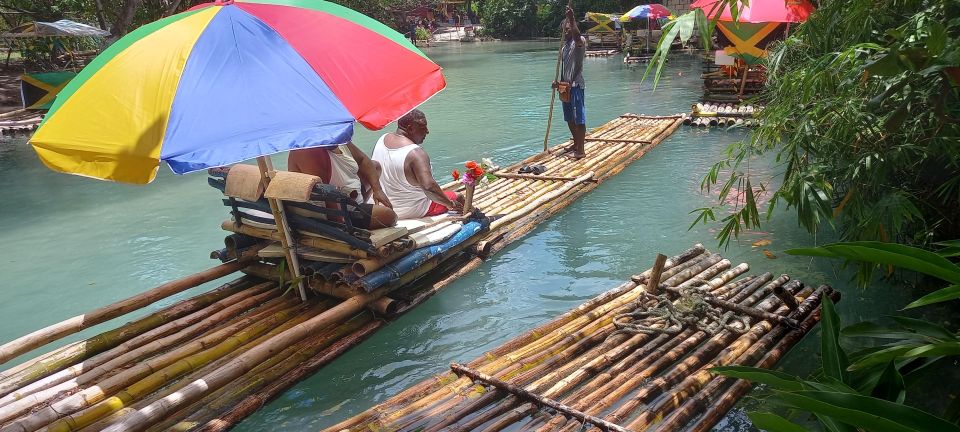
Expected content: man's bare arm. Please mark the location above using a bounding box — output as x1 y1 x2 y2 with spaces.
408 148 461 210
345 142 392 208
566 5 583 46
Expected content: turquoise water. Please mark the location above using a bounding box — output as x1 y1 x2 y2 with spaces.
0 41 917 430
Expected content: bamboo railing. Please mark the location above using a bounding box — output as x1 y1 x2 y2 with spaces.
0 114 685 432
323 244 838 432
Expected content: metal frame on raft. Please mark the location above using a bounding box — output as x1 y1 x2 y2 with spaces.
326 244 839 432
0 114 684 432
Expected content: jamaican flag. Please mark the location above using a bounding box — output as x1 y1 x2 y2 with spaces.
584 12 620 33
21 72 76 110
716 21 787 64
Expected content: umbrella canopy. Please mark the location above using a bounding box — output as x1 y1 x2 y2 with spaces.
30 0 446 184
1 19 110 38
691 0 814 23
620 4 672 21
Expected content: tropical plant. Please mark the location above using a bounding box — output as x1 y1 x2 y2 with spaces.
712 241 960 431
479 0 537 39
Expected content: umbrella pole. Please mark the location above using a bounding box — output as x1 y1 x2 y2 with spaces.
256 156 309 301
646 17 651 53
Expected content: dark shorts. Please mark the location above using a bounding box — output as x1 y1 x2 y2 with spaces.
348 203 375 229
562 87 586 125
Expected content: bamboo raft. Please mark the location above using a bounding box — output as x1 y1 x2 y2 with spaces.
0 110 43 138
0 113 683 432
585 49 620 57
684 103 761 128
324 244 838 432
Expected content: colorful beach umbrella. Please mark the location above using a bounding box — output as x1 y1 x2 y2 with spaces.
30 0 445 184
620 4 672 21
691 0 814 23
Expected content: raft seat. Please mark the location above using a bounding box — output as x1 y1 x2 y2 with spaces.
207 166 413 263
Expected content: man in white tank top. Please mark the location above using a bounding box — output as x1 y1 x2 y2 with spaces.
371 109 463 219
288 142 398 229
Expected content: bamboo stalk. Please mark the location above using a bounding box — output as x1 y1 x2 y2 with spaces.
0 284 278 423
629 287 831 430
0 262 250 367
220 221 368 259
0 294 299 432
450 364 629 432
657 288 840 432
0 277 255 399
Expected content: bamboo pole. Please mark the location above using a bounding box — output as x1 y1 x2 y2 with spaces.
0 284 278 423
628 287 830 430
94 284 392 432
0 295 300 432
0 277 255 399
220 221 368 259
0 262 250 367
654 288 839 432
450 364 629 432
256 157 307 301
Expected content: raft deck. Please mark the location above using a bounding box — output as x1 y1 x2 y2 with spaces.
324 244 838 432
0 114 684 432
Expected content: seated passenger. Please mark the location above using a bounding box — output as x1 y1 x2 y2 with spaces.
288 142 398 229
371 109 463 219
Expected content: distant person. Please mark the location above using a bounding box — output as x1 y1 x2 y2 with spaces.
552 4 587 159
288 143 398 229
371 109 463 219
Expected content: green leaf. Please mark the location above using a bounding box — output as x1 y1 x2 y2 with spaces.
864 51 902 76
890 316 957 340
848 343 925 370
821 297 849 383
904 285 960 309
786 242 960 285
775 390 960 432
841 322 932 341
747 412 810 432
902 342 960 358
870 361 906 403
711 366 804 391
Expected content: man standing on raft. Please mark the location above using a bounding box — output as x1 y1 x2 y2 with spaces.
553 3 587 159
372 109 464 219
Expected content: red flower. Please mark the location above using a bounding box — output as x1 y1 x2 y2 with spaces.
465 161 478 170
452 169 461 181
471 167 484 177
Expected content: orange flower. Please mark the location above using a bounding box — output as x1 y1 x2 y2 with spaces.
452 169 460 181
465 161 478 170
471 167 484 177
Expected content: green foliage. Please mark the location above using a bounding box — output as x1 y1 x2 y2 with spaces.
479 0 536 39
415 25 431 41
669 0 960 252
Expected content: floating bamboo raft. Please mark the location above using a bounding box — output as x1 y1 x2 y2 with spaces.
585 49 620 57
0 110 43 138
325 244 839 432
684 103 762 128
0 114 683 432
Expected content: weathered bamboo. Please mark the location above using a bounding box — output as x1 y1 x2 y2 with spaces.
0 262 250 368
628 287 830 430
0 296 302 432
0 277 256 399
0 284 279 423
220 221 368 259
645 254 668 294
655 288 839 432
450 364 629 432
774 283 799 310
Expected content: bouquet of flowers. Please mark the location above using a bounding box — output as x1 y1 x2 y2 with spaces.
452 158 497 187
452 158 497 213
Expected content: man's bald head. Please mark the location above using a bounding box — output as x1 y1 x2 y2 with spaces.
397 109 429 144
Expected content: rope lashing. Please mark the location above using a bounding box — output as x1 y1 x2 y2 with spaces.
611 286 749 337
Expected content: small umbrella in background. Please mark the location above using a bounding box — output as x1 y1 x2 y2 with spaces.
620 4 673 53
690 0 814 23
29 0 447 299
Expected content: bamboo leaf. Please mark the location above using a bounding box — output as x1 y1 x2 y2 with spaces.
902 342 960 359
821 297 849 383
870 361 906 404
786 242 960 285
711 366 804 391
775 390 960 432
848 344 925 370
841 322 932 341
904 285 960 309
889 316 957 340
747 412 809 432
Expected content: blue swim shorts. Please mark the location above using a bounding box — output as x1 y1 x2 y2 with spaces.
562 87 586 125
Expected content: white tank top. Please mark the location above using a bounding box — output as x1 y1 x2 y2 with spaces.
327 146 362 203
371 134 431 219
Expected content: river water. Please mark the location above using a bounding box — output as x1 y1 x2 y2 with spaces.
0 41 916 430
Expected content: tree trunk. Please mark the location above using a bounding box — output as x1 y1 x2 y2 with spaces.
112 0 144 38
93 0 109 30
164 0 186 17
